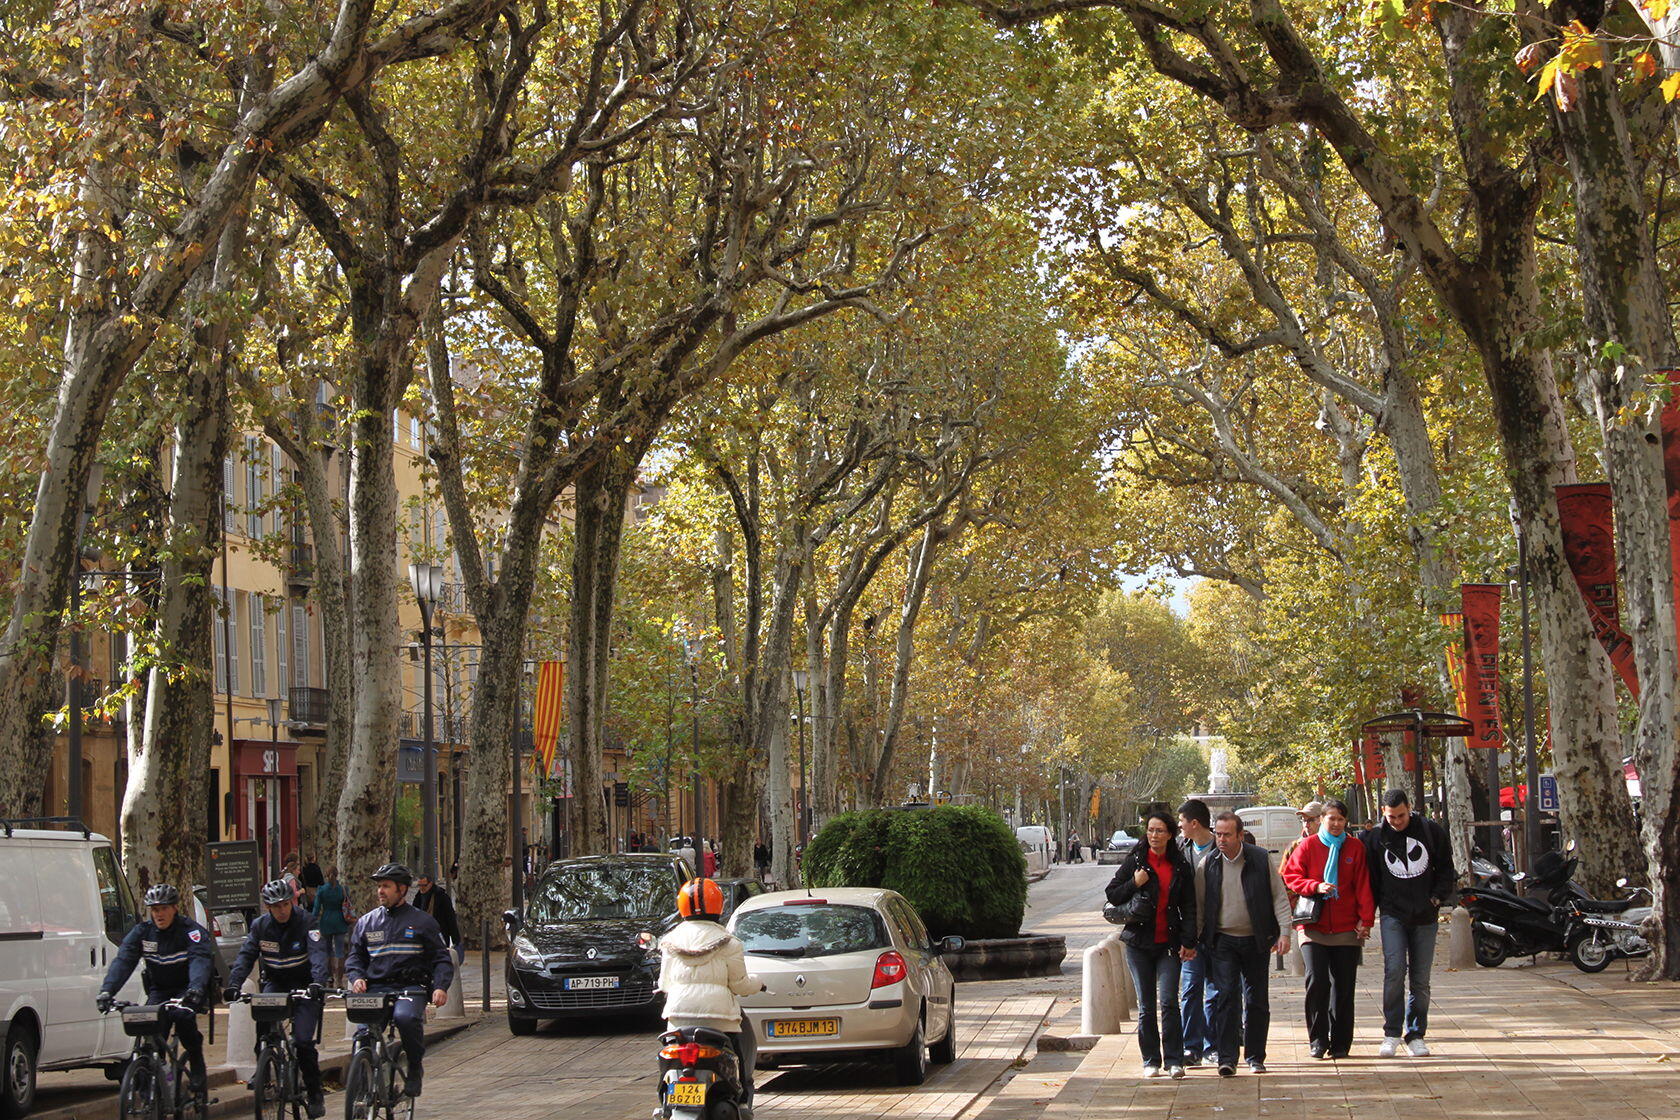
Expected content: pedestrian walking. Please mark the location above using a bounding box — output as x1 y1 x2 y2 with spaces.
1198 811 1291 1076
1281 799 1373 1060
314 865 351 988
1362 788 1455 1057
1106 811 1198 1079
1068 833 1083 864
1175 799 1219 1067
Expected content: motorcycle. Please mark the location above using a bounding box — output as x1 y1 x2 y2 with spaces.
1458 852 1581 967
656 1026 751 1120
1469 845 1516 891
1562 877 1653 973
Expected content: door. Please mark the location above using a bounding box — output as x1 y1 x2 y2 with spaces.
887 898 947 1038
33 842 104 1064
90 846 140 1057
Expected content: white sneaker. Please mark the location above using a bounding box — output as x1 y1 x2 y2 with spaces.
1142 1065 1161 1078
1407 1038 1430 1057
1168 1065 1185 1080
1378 1036 1402 1058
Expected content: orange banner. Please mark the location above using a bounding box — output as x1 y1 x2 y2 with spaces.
533 660 564 780
1555 483 1640 696
1460 585 1503 748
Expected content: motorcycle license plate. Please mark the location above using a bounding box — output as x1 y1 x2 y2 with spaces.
563 975 620 990
768 1018 839 1038
668 1081 706 1107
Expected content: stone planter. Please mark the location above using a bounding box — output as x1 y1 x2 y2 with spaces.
944 933 1067 982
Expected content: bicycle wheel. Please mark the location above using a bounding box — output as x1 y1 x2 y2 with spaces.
254 1048 288 1120
388 1050 413 1120
118 1057 163 1120
172 1052 205 1120
342 1052 380 1120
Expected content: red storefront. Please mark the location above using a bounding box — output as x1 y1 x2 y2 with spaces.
232 739 300 878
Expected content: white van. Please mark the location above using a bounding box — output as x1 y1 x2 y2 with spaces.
0 822 147 1118
1015 826 1054 875
1236 805 1307 855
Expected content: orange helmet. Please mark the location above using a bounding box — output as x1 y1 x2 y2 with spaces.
677 878 725 921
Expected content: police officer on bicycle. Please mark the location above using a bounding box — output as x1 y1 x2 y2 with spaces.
96 884 215 1098
344 864 452 1099
224 879 331 1118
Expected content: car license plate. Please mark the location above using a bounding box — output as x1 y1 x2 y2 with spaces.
667 1081 706 1107
563 975 620 990
767 1018 839 1038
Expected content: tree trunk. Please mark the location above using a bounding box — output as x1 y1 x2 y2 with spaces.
457 601 521 931
124 348 228 892
334 338 406 909
566 450 640 857
870 523 943 799
760 544 805 888
1547 27 1680 970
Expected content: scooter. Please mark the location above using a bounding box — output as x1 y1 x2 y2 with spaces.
656 1026 751 1120
1458 852 1581 967
1562 877 1653 973
1470 845 1516 891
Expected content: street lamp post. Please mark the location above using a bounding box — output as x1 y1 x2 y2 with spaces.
1512 513 1542 875
66 463 104 822
408 562 444 883
792 669 810 843
684 638 703 847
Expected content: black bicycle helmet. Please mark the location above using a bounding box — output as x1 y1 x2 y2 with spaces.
260 879 294 906
370 862 413 886
143 883 180 907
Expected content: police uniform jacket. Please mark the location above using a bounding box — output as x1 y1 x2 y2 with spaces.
344 902 453 991
229 909 331 991
102 917 216 999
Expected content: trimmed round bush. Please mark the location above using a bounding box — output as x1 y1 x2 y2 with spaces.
803 805 1027 939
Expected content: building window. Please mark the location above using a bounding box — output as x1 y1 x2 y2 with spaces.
270 444 286 543
222 456 236 535
250 601 267 698
228 591 242 696
410 414 420 448
246 436 265 539
292 603 310 689
276 603 288 698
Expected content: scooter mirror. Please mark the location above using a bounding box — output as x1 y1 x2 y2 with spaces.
1616 877 1630 889
1511 871 1527 882
1565 838 1577 853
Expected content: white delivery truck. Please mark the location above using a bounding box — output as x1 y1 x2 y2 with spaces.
1015 825 1054 875
0 820 146 1118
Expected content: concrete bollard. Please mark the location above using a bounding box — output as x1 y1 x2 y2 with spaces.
1080 933 1138 1036
1285 942 1305 977
1110 937 1135 1020
1448 906 1475 970
221 976 259 1079
438 952 465 1020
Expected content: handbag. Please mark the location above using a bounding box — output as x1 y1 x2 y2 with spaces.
1104 891 1155 926
1292 892 1324 925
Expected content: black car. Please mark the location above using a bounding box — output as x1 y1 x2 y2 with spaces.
502 853 689 1034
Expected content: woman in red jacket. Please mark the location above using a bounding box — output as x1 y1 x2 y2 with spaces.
1282 799 1374 1060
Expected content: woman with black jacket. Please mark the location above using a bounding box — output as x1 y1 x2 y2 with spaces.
1105 810 1199 1079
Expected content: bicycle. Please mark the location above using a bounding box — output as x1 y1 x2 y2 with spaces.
341 989 423 1120
103 999 206 1120
233 988 324 1120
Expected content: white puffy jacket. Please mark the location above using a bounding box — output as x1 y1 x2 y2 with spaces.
659 919 758 1031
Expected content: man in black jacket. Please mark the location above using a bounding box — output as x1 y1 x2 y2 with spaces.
1361 789 1455 1057
1199 812 1292 1076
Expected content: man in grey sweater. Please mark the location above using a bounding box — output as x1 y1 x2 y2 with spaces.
1197 811 1293 1076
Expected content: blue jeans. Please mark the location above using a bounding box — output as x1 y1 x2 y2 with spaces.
1124 942 1183 1068
1208 935 1270 1067
1178 949 1218 1059
1379 914 1436 1040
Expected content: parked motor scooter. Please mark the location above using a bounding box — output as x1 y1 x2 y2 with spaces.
1458 850 1581 967
1562 877 1653 973
1470 845 1516 891
656 1026 751 1120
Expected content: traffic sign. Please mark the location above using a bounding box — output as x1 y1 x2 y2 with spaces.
1538 773 1560 813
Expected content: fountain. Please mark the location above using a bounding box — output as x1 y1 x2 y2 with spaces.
1199 745 1253 817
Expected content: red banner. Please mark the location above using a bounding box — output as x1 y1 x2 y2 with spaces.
1460 585 1503 748
1355 733 1384 784
1556 482 1640 696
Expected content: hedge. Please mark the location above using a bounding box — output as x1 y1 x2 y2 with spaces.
801 804 1028 939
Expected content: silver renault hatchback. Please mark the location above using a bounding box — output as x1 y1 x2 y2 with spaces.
729 887 964 1085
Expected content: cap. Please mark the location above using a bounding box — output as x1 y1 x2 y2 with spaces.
1296 800 1326 818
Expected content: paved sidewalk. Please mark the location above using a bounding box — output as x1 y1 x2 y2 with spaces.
971 943 1680 1120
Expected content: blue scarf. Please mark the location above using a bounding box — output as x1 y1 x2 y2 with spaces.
1317 825 1346 897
